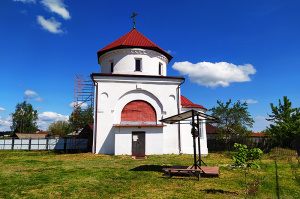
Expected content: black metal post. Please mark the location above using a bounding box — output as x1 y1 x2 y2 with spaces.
192 110 197 169
64 138 67 153
197 114 201 167
12 138 14 150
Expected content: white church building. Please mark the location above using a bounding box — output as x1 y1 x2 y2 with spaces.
91 28 209 156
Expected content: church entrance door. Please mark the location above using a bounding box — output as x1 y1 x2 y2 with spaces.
132 131 145 155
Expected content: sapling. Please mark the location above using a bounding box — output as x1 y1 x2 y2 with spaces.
232 143 263 195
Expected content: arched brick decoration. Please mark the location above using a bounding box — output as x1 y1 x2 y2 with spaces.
121 100 156 123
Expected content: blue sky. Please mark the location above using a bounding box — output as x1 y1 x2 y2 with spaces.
1 0 300 132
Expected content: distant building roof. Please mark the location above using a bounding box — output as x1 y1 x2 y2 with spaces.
97 29 172 62
181 95 207 110
250 133 271 138
35 131 48 134
206 123 217 134
16 133 47 139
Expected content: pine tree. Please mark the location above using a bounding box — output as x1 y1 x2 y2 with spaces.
267 96 300 146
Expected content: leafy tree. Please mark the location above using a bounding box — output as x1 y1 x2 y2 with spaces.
209 99 254 144
69 105 93 131
267 96 300 146
10 101 38 133
48 120 72 136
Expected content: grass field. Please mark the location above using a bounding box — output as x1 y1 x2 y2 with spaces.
0 150 299 198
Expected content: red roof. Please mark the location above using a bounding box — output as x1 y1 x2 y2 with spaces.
97 29 172 62
206 123 217 134
250 133 270 138
35 131 48 134
181 95 207 110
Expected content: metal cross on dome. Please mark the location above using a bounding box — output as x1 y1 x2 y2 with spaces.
131 12 138 29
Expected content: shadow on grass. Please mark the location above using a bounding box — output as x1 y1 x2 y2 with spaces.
52 150 91 155
200 189 238 195
130 165 169 172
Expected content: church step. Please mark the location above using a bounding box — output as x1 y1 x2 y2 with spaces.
132 155 147 159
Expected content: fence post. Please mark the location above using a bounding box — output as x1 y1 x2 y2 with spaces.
64 138 67 152
46 138 49 150
29 138 31 150
12 138 14 150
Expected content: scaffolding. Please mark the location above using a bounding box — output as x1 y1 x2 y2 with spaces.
72 75 94 151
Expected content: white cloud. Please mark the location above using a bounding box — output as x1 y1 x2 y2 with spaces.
167 50 176 54
37 16 63 34
0 107 6 112
21 10 28 15
13 0 36 3
24 89 44 101
39 111 69 122
35 96 44 102
41 0 71 20
69 102 88 109
38 111 69 130
0 116 12 131
241 99 258 104
172 61 256 88
24 90 38 98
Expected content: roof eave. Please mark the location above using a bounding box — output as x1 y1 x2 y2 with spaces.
97 46 173 64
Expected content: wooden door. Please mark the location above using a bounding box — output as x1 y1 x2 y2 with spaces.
132 131 145 155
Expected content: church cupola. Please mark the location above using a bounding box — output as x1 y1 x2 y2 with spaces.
97 29 172 76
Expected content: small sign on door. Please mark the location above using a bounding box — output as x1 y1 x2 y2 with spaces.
133 135 138 141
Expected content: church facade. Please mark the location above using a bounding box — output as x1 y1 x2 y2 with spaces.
91 29 208 155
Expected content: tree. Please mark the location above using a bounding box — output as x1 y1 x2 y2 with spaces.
48 120 72 136
267 96 300 146
10 101 38 133
209 99 254 144
69 105 93 131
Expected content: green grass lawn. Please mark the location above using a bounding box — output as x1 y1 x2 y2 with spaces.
0 150 299 198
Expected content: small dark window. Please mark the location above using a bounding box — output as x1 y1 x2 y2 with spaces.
159 63 162 75
111 62 114 73
135 59 141 71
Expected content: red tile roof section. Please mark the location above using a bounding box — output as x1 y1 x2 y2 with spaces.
206 123 217 134
250 133 271 137
181 95 207 110
97 29 173 62
35 131 48 134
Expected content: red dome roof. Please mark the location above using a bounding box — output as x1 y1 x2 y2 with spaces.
97 29 172 62
181 95 207 110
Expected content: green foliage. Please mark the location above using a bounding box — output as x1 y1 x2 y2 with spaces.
10 101 38 133
69 105 93 131
232 143 263 169
267 96 300 146
209 99 254 143
47 120 72 136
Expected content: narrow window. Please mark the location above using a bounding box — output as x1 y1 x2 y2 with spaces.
135 59 141 71
110 61 114 73
159 63 162 75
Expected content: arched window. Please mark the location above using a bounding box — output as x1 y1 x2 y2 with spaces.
121 100 156 125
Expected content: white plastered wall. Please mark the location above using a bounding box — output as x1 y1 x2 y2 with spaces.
99 48 168 76
180 107 208 155
92 75 183 155
114 127 163 155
